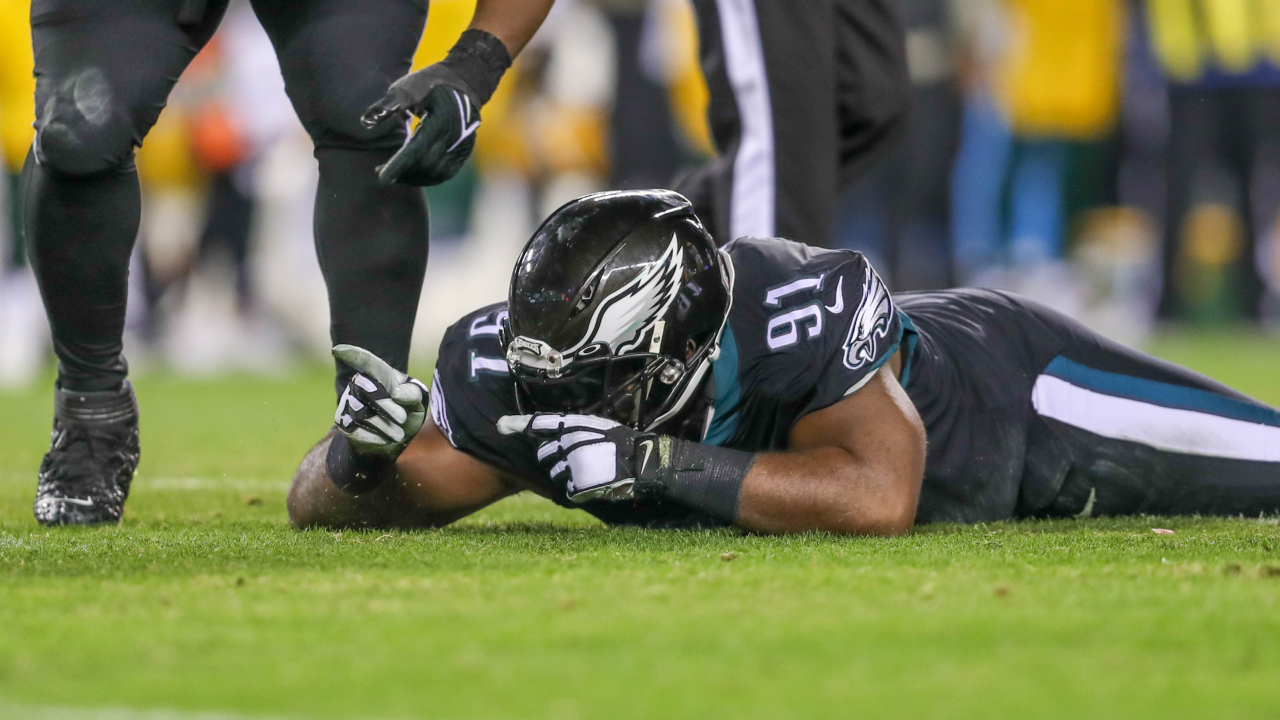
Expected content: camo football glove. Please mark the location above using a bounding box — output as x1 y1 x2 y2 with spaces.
497 413 660 503
332 344 428 458
497 412 758 520
361 29 512 187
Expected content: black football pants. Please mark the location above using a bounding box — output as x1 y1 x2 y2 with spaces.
898 291 1280 524
22 0 428 395
678 0 909 248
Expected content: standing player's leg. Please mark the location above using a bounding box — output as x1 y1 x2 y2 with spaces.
677 0 835 247
679 0 804 245
24 0 229 525
833 0 909 193
1028 324 1280 517
251 0 429 396
679 0 907 248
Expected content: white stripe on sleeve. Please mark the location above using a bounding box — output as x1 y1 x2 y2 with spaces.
530 414 620 432
428 374 455 447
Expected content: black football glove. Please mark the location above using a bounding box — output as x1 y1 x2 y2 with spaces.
361 29 511 187
363 79 480 187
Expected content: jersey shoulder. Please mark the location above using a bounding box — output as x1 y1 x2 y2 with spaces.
722 236 851 288
434 302 511 408
429 303 541 481
724 236 899 375
717 237 903 435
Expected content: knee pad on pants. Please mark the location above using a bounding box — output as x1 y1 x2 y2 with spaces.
33 69 138 177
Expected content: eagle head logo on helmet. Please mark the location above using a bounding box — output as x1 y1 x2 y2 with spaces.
503 190 733 433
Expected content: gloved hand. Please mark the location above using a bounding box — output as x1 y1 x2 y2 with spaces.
360 29 511 187
497 413 664 503
361 78 480 187
333 344 428 458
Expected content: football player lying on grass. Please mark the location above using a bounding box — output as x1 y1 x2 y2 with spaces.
289 190 1280 535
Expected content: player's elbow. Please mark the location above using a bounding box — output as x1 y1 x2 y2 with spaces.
285 433 365 530
814 467 920 536
839 483 919 536
828 437 925 536
286 463 331 530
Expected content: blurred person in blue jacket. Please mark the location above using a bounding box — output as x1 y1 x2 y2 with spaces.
950 0 1124 306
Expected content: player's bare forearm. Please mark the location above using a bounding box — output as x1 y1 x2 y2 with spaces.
470 0 556 57
500 358 924 535
288 423 513 530
736 446 922 536
736 368 926 536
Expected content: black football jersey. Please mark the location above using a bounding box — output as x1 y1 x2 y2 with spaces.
428 237 909 527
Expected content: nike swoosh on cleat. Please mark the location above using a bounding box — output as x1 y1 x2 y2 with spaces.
45 496 95 507
824 276 845 314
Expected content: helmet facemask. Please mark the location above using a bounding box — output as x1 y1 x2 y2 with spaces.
503 317 715 431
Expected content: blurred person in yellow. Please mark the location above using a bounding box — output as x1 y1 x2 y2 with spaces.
0 0 34 178
0 0 49 389
19 0 556 527
997 0 1123 139
1145 0 1280 322
950 0 1123 296
462 0 703 221
598 0 704 193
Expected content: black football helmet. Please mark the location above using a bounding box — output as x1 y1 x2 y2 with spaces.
503 189 733 431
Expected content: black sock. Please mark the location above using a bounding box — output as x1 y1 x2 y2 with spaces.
313 147 429 397
22 150 140 393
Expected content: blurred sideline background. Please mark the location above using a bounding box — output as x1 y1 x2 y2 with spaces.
2 0 1280 388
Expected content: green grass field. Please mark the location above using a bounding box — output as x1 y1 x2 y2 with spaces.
2 332 1280 720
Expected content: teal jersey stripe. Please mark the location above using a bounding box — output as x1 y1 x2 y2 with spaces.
703 312 913 447
1043 356 1280 427
704 324 741 447
896 310 918 388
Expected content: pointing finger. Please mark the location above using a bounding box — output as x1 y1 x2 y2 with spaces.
333 344 404 391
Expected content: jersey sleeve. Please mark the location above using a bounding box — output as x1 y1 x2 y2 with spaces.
803 254 903 414
728 240 903 428
427 304 543 483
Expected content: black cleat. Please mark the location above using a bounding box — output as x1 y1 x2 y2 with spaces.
34 382 140 526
